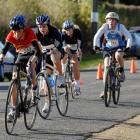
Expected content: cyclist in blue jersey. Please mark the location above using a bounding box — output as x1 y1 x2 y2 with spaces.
93 12 132 98
61 20 83 96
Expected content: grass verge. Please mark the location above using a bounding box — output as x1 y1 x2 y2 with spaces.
80 52 103 69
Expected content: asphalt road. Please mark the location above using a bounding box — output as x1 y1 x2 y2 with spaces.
0 61 140 140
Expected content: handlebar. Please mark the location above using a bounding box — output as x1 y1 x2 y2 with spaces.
94 46 126 53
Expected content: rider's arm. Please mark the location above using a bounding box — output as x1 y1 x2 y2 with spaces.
32 40 42 57
120 24 132 48
76 29 83 49
1 42 13 56
53 28 63 52
93 23 106 50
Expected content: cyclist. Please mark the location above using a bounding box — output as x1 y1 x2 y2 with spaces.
93 12 132 98
35 14 65 113
61 20 83 95
0 15 41 122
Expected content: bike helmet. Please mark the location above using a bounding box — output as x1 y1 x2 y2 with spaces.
62 20 74 30
105 12 119 21
36 14 50 25
9 15 25 31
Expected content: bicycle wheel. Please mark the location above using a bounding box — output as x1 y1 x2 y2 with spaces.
24 81 37 130
55 75 69 116
36 73 51 119
112 69 121 104
5 79 20 135
104 69 112 107
65 64 75 99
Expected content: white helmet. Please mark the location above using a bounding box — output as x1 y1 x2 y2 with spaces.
105 12 119 21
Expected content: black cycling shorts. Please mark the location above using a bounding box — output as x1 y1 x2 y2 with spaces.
14 53 35 72
103 48 123 58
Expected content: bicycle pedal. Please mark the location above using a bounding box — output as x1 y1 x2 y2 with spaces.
35 95 40 100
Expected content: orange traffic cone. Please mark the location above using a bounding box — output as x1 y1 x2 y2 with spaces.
130 59 137 73
96 63 103 80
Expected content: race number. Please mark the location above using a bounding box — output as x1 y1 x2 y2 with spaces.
108 39 119 47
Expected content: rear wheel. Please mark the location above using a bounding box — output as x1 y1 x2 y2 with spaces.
5 80 19 135
55 75 69 116
104 69 112 107
36 73 51 119
24 82 37 130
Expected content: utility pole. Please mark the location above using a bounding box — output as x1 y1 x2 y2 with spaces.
91 0 98 41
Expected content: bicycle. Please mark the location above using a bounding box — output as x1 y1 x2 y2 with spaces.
64 45 81 99
36 47 69 117
64 51 76 99
103 48 121 107
4 61 38 135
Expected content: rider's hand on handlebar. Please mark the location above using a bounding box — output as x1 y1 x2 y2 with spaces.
93 46 101 53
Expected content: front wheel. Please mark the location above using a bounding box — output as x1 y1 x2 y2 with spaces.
104 69 112 107
5 79 19 135
112 69 121 104
36 73 51 119
65 64 75 99
55 75 69 116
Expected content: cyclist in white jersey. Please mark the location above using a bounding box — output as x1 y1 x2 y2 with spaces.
61 20 82 95
93 12 132 98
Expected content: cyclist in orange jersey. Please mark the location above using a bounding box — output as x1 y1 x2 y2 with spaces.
0 15 41 122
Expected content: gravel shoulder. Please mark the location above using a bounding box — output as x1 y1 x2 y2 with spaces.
88 114 140 140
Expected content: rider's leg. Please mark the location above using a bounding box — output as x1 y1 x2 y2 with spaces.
100 54 110 98
72 53 81 95
115 50 125 82
26 55 39 103
10 54 25 108
51 48 63 75
27 55 37 88
115 50 124 68
61 53 68 73
103 56 110 84
51 48 65 86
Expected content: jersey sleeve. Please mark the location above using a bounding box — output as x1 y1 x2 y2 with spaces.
120 24 132 48
93 24 106 48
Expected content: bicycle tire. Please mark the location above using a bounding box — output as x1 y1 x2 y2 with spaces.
55 75 69 116
36 72 51 119
24 80 37 130
104 68 112 107
69 66 76 99
65 64 75 99
112 69 121 104
5 79 20 135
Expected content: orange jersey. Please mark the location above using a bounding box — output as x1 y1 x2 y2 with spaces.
6 27 37 51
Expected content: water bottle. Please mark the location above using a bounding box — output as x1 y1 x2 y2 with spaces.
48 76 55 87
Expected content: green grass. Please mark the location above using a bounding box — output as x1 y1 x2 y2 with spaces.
80 52 103 69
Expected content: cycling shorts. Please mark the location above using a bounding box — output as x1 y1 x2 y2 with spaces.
103 48 123 58
14 53 35 72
